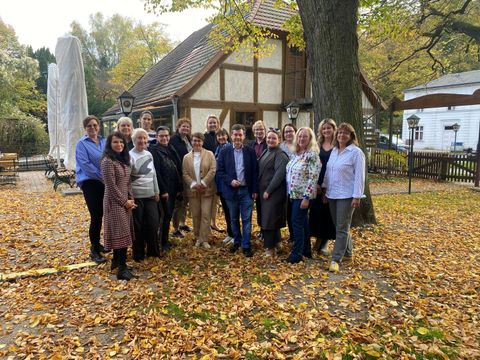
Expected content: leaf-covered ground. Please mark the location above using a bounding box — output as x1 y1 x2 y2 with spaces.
0 178 479 359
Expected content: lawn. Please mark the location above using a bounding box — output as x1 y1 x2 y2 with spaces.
0 180 479 359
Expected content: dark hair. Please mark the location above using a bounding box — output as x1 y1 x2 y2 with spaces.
103 131 130 166
216 128 231 142
191 132 205 141
281 123 297 141
83 115 100 129
140 110 153 119
231 124 245 132
156 125 170 134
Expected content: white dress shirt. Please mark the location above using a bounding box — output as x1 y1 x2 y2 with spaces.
190 151 206 188
323 144 365 199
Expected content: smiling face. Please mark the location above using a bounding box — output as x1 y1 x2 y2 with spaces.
134 132 149 151
297 129 311 151
207 117 219 132
111 135 125 154
140 113 153 131
179 123 191 136
85 119 100 139
266 132 279 149
254 125 266 141
231 129 245 148
192 136 203 151
156 129 170 146
283 125 295 143
321 123 335 140
337 129 352 148
118 121 132 138
216 132 227 145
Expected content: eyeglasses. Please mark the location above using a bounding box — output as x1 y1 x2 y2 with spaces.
86 124 99 128
268 127 280 134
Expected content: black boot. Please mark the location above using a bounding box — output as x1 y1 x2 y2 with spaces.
90 245 107 264
117 265 136 281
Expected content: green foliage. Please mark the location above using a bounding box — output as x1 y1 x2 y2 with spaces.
0 112 49 156
27 46 56 95
0 19 44 117
70 13 173 117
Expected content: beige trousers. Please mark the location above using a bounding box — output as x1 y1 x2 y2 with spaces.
189 195 213 243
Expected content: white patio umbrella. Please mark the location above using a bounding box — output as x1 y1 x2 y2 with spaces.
55 36 88 170
47 63 66 166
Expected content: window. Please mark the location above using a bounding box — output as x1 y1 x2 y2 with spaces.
447 106 455 110
234 112 257 140
414 126 424 141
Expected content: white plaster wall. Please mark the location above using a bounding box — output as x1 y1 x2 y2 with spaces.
281 112 290 128
225 70 254 103
190 108 222 133
258 73 282 104
222 111 230 131
296 112 311 128
190 69 220 101
402 84 480 150
223 46 254 66
262 111 279 129
258 39 283 70
362 92 374 114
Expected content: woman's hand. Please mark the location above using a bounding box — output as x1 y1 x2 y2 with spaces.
263 192 269 200
125 199 136 209
300 198 309 209
351 198 360 208
154 193 160 202
161 193 169 200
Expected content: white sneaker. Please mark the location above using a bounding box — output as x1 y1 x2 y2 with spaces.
222 236 234 245
201 242 211 249
195 240 202 247
264 249 274 257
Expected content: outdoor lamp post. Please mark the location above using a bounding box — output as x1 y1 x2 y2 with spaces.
452 123 460 152
118 91 135 116
286 102 300 125
407 114 420 194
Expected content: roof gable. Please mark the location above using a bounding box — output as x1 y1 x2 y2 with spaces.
405 70 480 92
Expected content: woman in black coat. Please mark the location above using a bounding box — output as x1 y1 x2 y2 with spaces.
150 126 183 251
258 128 289 257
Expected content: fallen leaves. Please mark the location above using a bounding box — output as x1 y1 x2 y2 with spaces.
0 179 479 358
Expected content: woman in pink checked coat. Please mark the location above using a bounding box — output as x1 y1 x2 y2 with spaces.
101 131 136 281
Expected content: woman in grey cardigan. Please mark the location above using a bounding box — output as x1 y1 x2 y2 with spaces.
258 128 289 257
130 128 160 261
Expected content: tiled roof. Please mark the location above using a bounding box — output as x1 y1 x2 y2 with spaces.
249 0 297 31
405 70 480 92
104 1 297 117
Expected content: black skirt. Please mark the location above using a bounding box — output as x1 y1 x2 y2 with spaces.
309 196 336 240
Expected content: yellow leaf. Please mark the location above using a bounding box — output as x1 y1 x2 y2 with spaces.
366 350 381 357
417 327 429 335
75 347 84 353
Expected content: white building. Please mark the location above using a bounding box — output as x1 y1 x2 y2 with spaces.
403 70 480 151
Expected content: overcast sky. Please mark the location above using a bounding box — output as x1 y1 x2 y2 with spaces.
1 0 213 51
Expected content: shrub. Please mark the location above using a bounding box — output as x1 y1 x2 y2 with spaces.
0 113 49 156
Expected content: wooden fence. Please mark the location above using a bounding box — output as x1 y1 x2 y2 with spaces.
369 149 479 184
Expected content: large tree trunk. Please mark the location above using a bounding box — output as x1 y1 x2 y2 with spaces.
297 0 376 226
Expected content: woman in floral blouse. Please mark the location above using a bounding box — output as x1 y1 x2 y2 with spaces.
285 127 321 264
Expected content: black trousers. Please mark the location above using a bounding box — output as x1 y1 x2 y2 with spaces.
219 194 233 237
132 198 160 260
113 248 127 268
159 193 176 247
263 229 281 249
287 200 293 240
81 179 104 249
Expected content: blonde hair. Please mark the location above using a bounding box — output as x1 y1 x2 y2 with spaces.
317 118 337 146
252 120 266 131
205 115 219 130
294 127 319 154
116 116 133 129
131 128 149 143
333 122 359 147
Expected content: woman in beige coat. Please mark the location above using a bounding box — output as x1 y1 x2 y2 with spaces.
183 132 217 248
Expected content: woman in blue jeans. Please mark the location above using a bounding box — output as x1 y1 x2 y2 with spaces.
323 123 365 272
285 127 320 264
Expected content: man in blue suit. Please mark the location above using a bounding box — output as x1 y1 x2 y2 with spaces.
217 124 258 257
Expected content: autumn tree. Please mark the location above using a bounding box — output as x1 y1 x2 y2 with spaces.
144 0 375 224
70 13 173 117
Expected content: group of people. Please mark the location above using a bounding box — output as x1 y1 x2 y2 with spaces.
75 112 365 280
